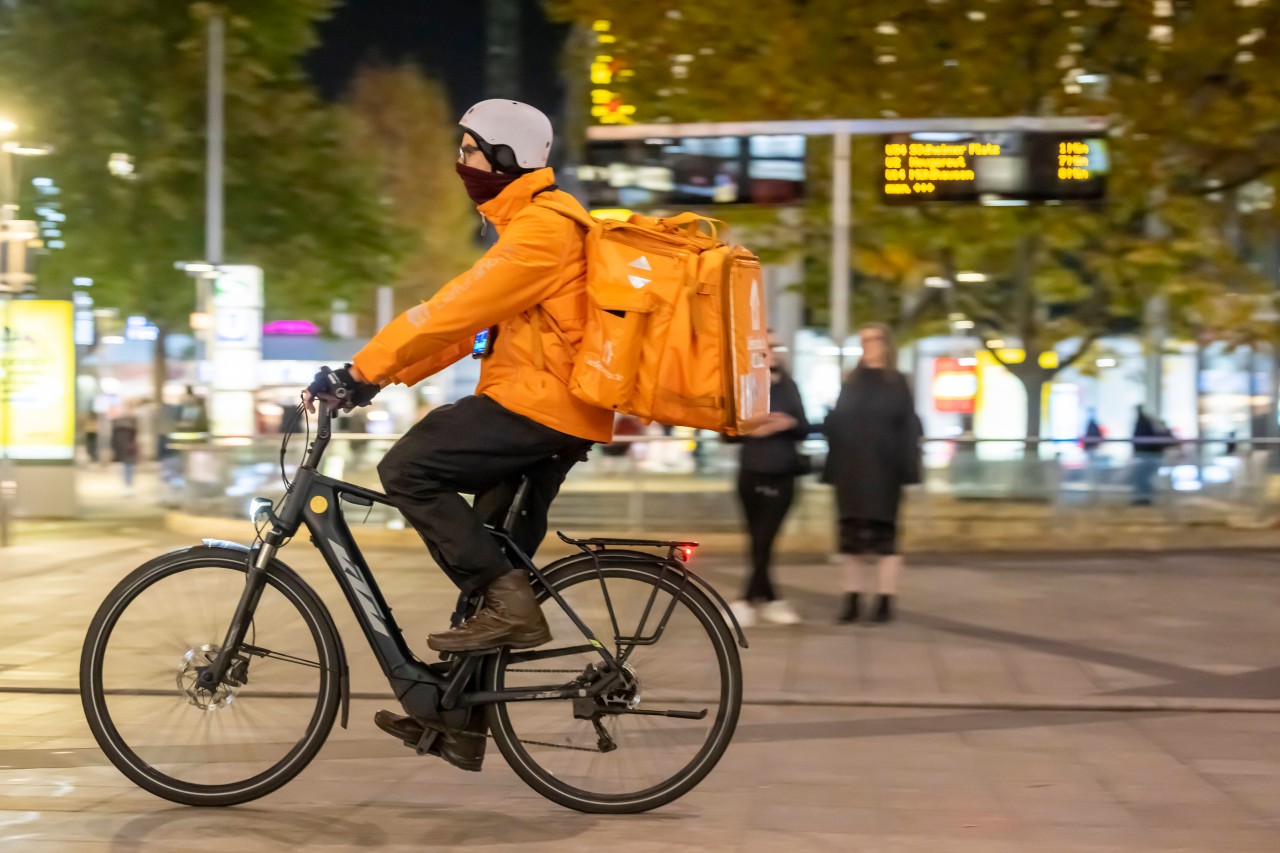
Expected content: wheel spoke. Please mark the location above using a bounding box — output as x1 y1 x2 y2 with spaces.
489 560 741 811
83 555 339 804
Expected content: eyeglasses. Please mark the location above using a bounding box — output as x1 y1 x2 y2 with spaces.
458 144 482 163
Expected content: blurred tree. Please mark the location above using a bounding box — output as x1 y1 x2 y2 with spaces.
0 0 400 402
547 0 1280 437
342 64 483 315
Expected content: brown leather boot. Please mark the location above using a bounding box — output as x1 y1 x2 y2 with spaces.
373 709 487 772
427 571 551 653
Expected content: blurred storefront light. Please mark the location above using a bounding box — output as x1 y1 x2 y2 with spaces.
107 152 136 178
2 142 51 156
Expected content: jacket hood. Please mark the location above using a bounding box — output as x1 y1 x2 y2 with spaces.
477 167 557 227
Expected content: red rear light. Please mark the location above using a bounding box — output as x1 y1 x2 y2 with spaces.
681 545 695 562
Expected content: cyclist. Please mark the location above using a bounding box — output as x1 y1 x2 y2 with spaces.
304 100 612 766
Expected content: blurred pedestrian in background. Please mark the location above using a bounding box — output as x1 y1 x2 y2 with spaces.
110 404 140 495
82 410 100 465
1082 411 1103 453
1131 405 1168 506
599 413 644 473
728 332 810 627
823 323 922 624
175 385 210 436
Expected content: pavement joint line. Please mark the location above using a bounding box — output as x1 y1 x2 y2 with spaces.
6 685 1280 714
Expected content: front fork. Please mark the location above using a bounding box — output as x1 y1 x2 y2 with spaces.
196 543 278 693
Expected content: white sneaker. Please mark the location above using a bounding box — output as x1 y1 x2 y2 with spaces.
759 600 802 626
729 599 757 628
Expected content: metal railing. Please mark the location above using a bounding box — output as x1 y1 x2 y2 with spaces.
163 432 1280 534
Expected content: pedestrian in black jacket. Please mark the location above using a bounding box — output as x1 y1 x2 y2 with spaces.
728 332 810 628
823 324 922 624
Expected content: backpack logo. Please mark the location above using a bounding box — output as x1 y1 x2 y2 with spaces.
627 274 650 289
750 279 762 330
602 340 615 367
628 255 652 270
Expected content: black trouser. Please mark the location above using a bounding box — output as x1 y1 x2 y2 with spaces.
378 395 592 594
737 470 796 603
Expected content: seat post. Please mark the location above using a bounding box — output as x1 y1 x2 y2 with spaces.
503 476 532 535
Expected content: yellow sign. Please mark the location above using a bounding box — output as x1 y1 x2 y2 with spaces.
0 300 74 460
881 133 1106 202
883 141 998 197
309 495 328 514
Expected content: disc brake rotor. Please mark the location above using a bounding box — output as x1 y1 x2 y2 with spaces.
176 644 239 710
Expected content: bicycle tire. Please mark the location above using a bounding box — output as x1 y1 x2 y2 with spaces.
484 557 742 814
80 545 342 807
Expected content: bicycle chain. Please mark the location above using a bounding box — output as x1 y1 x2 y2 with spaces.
500 668 609 752
517 738 606 753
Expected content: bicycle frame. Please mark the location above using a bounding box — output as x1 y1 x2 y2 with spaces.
199 402 726 730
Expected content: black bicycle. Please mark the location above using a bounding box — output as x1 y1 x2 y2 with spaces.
80 401 746 813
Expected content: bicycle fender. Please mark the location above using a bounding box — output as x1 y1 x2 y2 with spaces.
200 539 353 729
540 549 749 650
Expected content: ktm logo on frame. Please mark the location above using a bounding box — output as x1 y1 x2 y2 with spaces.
329 540 391 637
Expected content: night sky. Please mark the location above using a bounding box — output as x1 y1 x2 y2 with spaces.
304 0 570 121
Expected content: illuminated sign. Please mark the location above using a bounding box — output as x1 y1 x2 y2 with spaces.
882 131 1108 204
210 265 262 437
263 319 320 336
932 357 978 414
0 300 75 459
583 135 806 208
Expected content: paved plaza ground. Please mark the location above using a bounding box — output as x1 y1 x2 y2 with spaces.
3 514 1280 851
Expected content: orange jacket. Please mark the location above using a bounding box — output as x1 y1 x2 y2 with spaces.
353 168 614 444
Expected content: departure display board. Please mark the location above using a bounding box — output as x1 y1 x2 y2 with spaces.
881 130 1108 204
582 135 806 208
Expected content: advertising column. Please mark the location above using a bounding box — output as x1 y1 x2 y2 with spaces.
0 300 76 521
209 265 262 437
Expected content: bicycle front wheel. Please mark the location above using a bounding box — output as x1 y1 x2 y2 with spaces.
485 557 743 814
80 545 342 807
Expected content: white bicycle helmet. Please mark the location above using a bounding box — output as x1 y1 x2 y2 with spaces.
459 99 553 174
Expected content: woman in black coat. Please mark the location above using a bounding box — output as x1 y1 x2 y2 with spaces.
727 332 810 627
823 324 921 624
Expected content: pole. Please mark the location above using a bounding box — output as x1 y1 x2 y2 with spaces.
375 285 394 330
0 148 13 547
0 289 11 547
830 127 852 371
198 12 225 436
206 11 224 267
485 0 521 100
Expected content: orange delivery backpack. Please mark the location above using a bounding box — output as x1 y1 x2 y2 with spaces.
533 203 771 436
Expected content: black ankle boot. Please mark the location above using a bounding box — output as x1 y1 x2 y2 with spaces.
838 592 860 624
871 594 895 624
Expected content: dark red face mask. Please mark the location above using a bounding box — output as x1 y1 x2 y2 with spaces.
456 162 518 205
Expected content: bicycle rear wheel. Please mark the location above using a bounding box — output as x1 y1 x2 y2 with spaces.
485 557 742 813
80 545 342 806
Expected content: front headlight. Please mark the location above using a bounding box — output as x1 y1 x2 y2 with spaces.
249 497 273 523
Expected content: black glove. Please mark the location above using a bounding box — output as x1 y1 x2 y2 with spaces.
307 364 380 409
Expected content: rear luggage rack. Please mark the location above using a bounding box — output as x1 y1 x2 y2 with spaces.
557 532 699 550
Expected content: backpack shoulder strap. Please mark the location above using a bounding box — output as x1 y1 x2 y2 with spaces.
535 197 598 231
